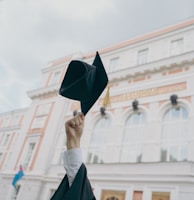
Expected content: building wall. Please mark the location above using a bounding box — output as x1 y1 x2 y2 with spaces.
0 18 194 200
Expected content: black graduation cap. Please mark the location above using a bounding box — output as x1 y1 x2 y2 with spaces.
59 52 109 115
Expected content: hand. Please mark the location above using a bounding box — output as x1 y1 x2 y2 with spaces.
65 113 85 150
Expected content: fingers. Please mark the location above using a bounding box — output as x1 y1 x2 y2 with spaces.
74 113 84 126
77 112 84 123
67 112 84 128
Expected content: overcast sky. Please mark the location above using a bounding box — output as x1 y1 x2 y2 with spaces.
0 0 194 113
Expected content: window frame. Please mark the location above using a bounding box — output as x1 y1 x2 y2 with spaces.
137 48 149 65
160 106 189 162
87 116 111 164
109 57 120 72
50 71 61 85
120 110 146 163
21 136 40 170
170 38 183 56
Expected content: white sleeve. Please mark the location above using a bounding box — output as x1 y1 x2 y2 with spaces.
63 148 83 187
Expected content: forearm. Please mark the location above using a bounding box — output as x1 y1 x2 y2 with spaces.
64 113 84 186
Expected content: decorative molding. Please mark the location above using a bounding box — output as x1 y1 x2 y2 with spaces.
98 82 186 105
27 84 60 99
109 51 194 83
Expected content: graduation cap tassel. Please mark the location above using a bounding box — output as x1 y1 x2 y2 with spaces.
103 86 111 108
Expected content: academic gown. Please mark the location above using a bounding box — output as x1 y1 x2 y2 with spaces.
50 163 96 200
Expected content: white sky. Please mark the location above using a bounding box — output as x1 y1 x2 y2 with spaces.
0 0 194 113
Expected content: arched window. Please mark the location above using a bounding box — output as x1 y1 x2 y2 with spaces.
120 111 146 163
161 106 189 162
87 117 111 164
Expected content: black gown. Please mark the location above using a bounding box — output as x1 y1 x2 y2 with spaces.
50 163 96 200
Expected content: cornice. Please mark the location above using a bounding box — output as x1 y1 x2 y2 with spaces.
109 51 194 83
27 84 60 99
27 51 194 99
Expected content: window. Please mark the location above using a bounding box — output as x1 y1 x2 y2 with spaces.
31 116 47 129
23 142 36 169
161 106 189 162
51 71 60 85
170 38 183 55
3 134 10 146
120 112 146 163
137 48 148 65
152 192 170 200
12 115 20 126
101 190 126 200
109 57 119 72
133 191 143 200
87 117 111 163
31 103 51 129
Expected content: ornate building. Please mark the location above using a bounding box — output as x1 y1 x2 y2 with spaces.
0 18 194 200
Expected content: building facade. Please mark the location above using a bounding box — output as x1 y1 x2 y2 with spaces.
0 18 194 200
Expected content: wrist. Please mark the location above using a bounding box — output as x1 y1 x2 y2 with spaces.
66 138 80 150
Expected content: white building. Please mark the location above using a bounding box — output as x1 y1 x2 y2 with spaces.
0 18 194 200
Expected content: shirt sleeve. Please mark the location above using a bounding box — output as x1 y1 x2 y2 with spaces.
63 148 83 187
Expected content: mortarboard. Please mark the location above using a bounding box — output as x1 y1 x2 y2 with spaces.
59 52 108 115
